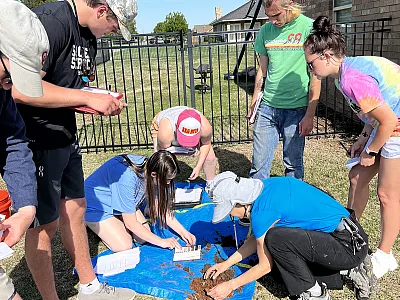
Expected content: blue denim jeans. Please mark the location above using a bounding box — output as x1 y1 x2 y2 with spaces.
250 103 306 180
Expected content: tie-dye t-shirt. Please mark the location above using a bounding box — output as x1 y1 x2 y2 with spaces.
335 56 400 136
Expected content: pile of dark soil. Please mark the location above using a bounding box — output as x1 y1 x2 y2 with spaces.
187 264 236 299
186 253 243 299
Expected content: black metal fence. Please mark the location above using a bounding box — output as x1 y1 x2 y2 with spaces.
76 17 392 152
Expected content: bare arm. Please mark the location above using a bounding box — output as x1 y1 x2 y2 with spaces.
193 117 213 172
166 213 196 246
122 212 166 247
247 55 268 121
365 103 398 152
153 118 174 151
299 74 322 136
230 235 273 289
13 72 125 116
206 234 273 299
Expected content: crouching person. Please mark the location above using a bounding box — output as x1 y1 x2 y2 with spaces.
204 172 375 300
85 150 196 252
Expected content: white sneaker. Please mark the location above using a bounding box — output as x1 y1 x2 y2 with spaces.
371 250 398 278
77 283 136 300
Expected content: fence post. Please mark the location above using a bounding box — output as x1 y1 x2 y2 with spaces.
179 29 188 106
186 29 196 108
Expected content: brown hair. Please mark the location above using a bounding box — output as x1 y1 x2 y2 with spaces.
145 150 180 229
304 15 347 58
85 0 115 19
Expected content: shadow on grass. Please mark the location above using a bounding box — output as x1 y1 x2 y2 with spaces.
10 231 99 300
214 146 252 177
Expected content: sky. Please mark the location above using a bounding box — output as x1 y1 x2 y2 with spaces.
135 0 250 33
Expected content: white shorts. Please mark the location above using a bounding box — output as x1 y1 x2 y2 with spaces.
366 129 400 159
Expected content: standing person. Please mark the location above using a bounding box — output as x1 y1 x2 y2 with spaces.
204 172 375 300
85 151 196 252
12 0 138 299
303 16 400 279
151 106 217 181
0 1 49 299
248 0 321 180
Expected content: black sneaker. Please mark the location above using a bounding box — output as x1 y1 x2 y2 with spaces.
238 217 251 226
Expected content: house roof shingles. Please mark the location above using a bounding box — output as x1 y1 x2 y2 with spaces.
210 0 268 26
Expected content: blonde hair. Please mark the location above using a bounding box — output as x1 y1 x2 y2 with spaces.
263 0 303 18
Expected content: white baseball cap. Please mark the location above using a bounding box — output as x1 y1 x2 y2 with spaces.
0 0 49 97
207 171 264 223
106 0 138 41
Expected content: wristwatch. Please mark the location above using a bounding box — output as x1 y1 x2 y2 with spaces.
365 147 379 157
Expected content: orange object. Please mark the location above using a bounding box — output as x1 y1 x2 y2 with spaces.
0 190 11 242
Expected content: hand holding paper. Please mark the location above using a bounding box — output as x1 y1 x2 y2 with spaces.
247 92 263 124
71 87 125 115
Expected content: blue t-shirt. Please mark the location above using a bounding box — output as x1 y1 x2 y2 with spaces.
251 177 349 239
85 155 146 222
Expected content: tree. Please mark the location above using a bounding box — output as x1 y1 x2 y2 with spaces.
164 12 188 34
128 20 137 35
22 0 56 9
153 22 166 33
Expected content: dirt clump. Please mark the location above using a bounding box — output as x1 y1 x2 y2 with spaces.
188 258 243 300
188 267 235 299
183 266 194 276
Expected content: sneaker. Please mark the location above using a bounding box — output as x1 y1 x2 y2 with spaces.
77 283 136 300
371 250 399 278
296 283 331 300
346 254 377 300
238 217 251 226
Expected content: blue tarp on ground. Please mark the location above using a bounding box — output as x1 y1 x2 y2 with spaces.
89 182 257 299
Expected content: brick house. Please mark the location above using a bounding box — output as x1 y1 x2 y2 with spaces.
299 0 400 64
298 0 399 127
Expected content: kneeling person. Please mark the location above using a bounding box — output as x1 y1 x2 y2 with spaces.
85 150 196 252
151 106 217 181
204 172 375 300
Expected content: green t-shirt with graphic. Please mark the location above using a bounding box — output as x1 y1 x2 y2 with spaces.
254 14 313 109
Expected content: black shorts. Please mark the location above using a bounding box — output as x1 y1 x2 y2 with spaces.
31 141 85 226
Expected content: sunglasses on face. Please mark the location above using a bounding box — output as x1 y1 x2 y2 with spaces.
306 53 324 71
80 58 95 83
0 56 12 84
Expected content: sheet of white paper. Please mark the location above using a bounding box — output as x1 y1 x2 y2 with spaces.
94 248 140 275
0 214 5 241
165 146 196 155
249 92 263 123
346 157 361 169
0 242 13 261
173 245 201 262
174 188 202 204
81 87 121 99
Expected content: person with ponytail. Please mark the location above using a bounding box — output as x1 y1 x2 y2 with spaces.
304 15 400 280
84 150 196 252
248 0 321 183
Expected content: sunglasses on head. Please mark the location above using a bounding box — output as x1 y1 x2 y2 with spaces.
0 56 12 84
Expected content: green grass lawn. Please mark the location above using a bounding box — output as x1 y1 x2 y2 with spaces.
77 44 260 151
1 138 399 299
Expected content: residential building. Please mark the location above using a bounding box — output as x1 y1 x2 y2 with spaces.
210 1 269 42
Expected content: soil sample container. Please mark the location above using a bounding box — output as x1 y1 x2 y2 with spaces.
0 190 11 242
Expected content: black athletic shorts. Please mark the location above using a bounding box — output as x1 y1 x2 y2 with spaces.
31 140 85 227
